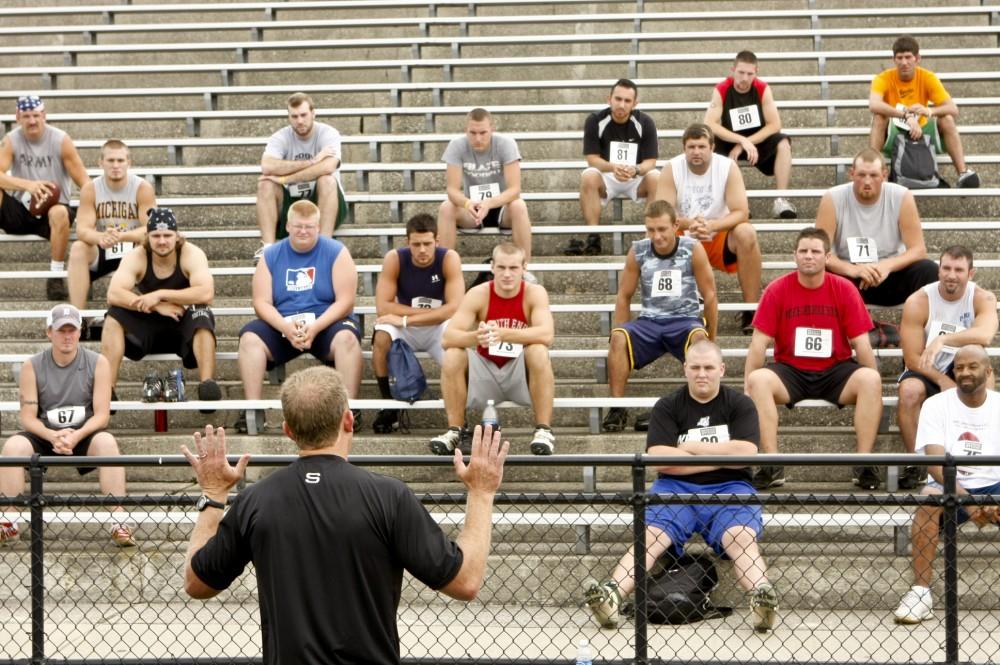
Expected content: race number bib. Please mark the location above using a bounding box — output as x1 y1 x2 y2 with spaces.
46 405 85 429
411 296 442 309
609 141 638 167
927 320 963 339
286 181 316 199
489 340 523 359
650 269 682 299
847 237 877 264
104 241 133 260
469 183 501 201
794 327 833 358
682 424 731 443
283 312 316 335
957 435 984 477
728 105 762 132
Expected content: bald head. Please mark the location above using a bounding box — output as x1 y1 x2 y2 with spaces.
955 344 989 365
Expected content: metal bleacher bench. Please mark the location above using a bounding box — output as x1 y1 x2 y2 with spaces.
5 46 1000 91
7 96 1000 135
5 23 1000 65
3 2 997 25
8 508 915 556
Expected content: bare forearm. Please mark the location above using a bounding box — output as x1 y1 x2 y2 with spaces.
452 490 496 593
158 286 213 307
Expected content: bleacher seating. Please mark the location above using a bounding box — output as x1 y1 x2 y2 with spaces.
1 3 999 648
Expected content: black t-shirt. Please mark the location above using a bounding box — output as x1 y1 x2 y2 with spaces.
645 385 760 485
192 455 463 665
582 108 659 163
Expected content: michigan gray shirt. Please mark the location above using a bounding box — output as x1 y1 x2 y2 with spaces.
635 236 701 320
30 347 98 430
441 133 521 197
93 174 142 233
7 126 72 205
829 181 907 262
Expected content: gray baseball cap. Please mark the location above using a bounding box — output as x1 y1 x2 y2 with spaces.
48 304 82 330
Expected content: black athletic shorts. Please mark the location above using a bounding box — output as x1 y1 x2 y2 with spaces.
852 259 939 307
767 359 865 408
16 430 107 475
106 304 216 368
0 189 77 238
714 133 790 177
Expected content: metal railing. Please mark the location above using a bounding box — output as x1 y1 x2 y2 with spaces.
1 453 998 665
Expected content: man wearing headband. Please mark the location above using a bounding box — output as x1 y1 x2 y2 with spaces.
68 139 156 338
0 95 90 301
0 304 135 547
101 208 222 407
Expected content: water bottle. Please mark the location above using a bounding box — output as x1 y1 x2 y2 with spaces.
481 399 500 432
575 638 593 665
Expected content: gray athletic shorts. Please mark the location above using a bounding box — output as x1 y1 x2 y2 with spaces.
373 321 448 365
466 348 532 410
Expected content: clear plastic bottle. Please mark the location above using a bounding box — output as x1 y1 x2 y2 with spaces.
481 399 500 432
575 638 593 665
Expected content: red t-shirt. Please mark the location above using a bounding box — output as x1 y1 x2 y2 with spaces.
752 271 873 371
478 281 529 368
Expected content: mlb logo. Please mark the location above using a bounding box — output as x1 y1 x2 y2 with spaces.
286 267 316 292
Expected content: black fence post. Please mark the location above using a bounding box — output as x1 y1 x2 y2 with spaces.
631 456 647 665
942 454 959 665
28 454 45 665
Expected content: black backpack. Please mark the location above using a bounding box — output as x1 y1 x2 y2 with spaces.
889 133 944 190
642 553 732 624
387 338 427 403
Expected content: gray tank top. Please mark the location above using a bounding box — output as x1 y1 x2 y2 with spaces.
93 174 142 232
829 182 906 262
923 280 978 372
7 126 72 205
30 347 97 429
635 236 701 320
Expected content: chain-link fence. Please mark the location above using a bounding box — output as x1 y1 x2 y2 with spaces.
1 454 999 665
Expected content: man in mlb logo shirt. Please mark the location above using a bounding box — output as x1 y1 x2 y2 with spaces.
237 199 362 433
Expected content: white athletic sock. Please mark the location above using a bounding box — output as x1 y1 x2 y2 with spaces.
50 260 64 272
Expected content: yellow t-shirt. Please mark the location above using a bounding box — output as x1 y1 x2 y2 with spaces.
871 67 950 126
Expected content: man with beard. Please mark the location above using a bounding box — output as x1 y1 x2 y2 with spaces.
893 344 1000 624
101 208 221 404
744 228 883 490
254 92 346 262
896 247 998 489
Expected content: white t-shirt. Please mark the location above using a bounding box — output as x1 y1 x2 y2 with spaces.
915 388 1000 489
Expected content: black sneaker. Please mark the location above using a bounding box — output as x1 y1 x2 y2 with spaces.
234 409 266 434
634 412 650 432
372 408 401 434
197 379 222 414
563 238 585 256
957 169 980 189
853 465 881 490
458 427 473 456
753 465 786 490
46 278 68 301
602 407 628 432
740 311 755 336
898 465 925 490
583 233 602 256
141 371 163 403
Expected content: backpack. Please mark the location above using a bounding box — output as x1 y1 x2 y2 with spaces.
387 338 427 403
643 553 732 624
889 133 944 189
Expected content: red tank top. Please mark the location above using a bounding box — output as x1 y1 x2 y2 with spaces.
478 281 529 367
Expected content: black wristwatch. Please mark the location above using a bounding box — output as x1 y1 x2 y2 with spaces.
195 495 226 512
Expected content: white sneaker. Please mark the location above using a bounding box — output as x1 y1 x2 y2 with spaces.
894 586 933 624
529 426 555 455
429 427 462 455
583 578 622 628
0 520 19 544
772 197 797 219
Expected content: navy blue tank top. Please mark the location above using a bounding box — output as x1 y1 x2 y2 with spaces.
395 247 447 308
